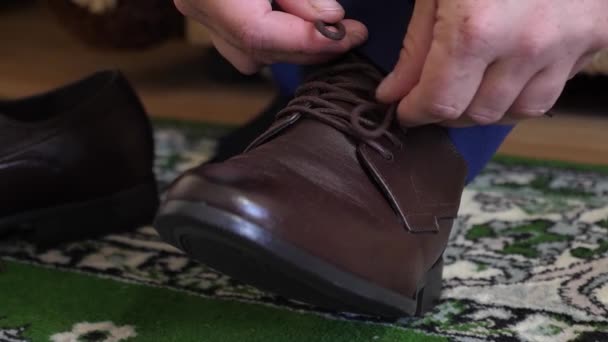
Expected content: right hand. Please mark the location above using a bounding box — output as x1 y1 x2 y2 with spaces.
175 0 368 74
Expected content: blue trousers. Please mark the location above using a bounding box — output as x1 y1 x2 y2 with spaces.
271 0 513 183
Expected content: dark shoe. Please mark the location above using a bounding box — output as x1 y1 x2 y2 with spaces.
210 95 291 163
154 56 467 317
0 71 158 245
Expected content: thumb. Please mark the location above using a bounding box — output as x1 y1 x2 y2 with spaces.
209 32 262 75
376 0 437 103
275 0 345 23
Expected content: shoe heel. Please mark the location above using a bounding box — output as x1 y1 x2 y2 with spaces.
24 182 159 246
415 257 444 316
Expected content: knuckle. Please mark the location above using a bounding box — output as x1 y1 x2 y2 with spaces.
466 87 511 124
467 110 503 125
519 40 543 58
424 102 463 120
514 86 563 118
453 16 494 52
511 101 553 118
517 32 553 58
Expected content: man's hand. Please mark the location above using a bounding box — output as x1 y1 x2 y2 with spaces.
377 0 608 127
175 0 368 74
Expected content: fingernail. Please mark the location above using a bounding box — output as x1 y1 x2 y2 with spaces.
349 30 368 45
309 0 344 15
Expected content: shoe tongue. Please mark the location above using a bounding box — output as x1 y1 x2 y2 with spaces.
246 55 389 152
304 56 382 112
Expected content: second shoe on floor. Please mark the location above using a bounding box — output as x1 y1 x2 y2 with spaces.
0 71 159 245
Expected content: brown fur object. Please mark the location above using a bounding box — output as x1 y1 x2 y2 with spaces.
48 0 184 50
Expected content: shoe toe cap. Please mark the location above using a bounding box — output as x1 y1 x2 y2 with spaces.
164 162 277 223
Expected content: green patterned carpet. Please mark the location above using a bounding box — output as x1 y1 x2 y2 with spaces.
1 122 608 342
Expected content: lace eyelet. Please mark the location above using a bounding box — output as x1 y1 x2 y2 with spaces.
383 152 395 162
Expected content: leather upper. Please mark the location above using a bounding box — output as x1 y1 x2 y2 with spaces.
0 71 155 217
166 59 468 298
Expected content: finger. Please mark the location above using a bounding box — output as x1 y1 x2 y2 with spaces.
440 115 521 128
179 0 366 62
173 0 206 22
569 52 597 78
509 64 570 119
376 0 437 103
396 42 490 127
174 0 269 27
247 14 367 56
212 34 341 74
275 0 345 23
207 0 366 54
209 33 263 74
463 59 538 125
212 19 365 72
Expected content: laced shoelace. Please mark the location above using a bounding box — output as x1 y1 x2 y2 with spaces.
274 62 402 160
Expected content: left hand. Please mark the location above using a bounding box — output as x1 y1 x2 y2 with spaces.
376 0 608 127
173 0 368 75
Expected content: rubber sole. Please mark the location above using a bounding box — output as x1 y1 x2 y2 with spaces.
0 182 159 246
154 200 444 318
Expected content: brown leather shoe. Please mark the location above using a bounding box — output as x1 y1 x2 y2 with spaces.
154 56 467 317
0 71 158 245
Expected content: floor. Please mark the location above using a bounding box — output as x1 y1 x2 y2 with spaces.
2 1 608 166
0 1 274 124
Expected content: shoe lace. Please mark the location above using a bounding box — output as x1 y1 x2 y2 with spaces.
275 62 402 160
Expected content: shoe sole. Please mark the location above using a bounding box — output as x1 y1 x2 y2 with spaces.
0 182 159 246
154 200 444 318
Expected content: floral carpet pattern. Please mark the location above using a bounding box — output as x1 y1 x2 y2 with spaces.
1 123 608 341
